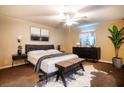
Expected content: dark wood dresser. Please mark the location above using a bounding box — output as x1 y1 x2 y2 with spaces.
73 47 101 62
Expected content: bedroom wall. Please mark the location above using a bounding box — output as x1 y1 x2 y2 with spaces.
64 29 80 53
64 19 124 64
0 15 66 68
96 19 124 63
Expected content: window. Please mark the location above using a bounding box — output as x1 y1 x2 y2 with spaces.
79 23 97 47
80 31 96 47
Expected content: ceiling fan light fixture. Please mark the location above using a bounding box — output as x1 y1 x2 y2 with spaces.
65 20 73 26
65 19 78 26
64 14 78 26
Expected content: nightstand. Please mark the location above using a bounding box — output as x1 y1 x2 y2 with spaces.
12 54 27 67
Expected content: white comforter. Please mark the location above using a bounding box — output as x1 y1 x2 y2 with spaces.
27 50 78 73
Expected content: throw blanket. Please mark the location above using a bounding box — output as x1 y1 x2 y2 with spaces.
34 53 67 72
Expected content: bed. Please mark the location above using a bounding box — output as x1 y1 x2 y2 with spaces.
25 44 78 80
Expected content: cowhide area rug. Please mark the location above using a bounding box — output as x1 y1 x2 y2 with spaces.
35 65 108 87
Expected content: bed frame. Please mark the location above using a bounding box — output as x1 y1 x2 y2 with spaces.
25 44 83 85
25 44 58 82
25 44 54 54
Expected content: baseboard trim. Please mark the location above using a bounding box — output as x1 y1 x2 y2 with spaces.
99 60 112 63
0 63 25 70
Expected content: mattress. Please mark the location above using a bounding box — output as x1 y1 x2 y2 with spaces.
27 53 78 73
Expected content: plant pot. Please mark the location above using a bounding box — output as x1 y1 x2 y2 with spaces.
17 50 22 55
112 57 122 69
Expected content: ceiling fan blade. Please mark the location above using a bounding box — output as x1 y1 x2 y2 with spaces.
78 5 108 13
55 21 65 28
66 16 87 24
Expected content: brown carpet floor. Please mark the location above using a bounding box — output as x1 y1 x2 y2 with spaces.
0 62 124 87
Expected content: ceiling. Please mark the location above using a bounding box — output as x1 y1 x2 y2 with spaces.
0 5 124 28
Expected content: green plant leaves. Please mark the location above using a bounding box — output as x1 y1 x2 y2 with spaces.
113 25 118 32
108 25 124 57
18 45 22 50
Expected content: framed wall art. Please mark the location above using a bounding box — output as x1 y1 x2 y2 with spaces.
30 27 49 41
30 27 41 41
41 29 49 41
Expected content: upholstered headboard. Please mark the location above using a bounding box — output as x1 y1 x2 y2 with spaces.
25 44 54 54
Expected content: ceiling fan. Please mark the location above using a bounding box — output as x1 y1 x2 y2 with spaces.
63 12 79 26
59 11 87 32
53 5 109 28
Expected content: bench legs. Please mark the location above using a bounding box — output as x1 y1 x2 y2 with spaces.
74 63 84 76
80 63 85 71
56 72 59 81
56 70 67 87
56 63 85 87
60 70 67 87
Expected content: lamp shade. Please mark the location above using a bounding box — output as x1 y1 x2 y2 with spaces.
17 35 22 40
17 35 22 43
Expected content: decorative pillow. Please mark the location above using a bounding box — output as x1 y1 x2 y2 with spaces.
46 49 60 53
28 50 46 55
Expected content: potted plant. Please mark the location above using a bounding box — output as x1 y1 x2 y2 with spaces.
108 25 124 69
18 45 22 55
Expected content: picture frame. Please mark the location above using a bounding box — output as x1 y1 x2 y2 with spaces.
41 29 49 41
30 26 49 41
30 27 41 41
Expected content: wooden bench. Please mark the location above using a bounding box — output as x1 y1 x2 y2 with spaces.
55 58 85 87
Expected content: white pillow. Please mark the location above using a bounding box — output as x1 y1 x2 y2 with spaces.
28 50 46 55
46 49 60 53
